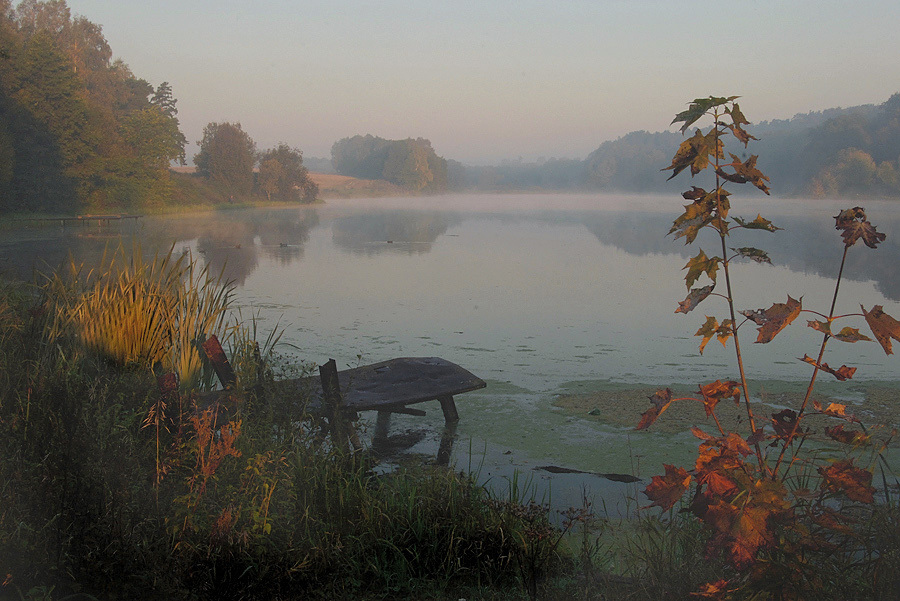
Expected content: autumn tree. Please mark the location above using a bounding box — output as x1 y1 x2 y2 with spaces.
194 122 256 197
256 143 318 203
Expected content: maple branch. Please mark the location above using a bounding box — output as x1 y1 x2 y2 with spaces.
773 245 850 479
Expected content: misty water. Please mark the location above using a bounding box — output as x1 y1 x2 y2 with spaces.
4 194 899 514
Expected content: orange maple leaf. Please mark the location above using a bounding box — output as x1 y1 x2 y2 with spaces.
698 380 741 416
691 579 733 599
862 304 900 355
645 464 692 510
636 388 673 430
741 296 801 343
834 206 886 248
819 460 874 503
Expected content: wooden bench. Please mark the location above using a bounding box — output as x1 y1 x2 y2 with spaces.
199 337 487 462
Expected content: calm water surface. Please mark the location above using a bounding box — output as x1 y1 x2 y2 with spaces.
4 194 898 511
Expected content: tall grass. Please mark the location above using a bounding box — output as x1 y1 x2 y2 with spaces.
42 243 233 390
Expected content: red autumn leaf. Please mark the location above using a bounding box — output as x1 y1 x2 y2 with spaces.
862 304 900 355
799 354 856 381
834 207 886 249
819 460 875 503
740 296 801 343
645 464 692 510
704 500 773 569
825 425 869 446
636 388 673 430
691 579 733 599
698 380 741 416
771 409 799 439
676 285 715 314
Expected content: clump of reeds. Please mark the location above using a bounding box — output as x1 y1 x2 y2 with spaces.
42 243 233 390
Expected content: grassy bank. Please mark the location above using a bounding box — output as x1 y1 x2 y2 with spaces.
1 248 899 601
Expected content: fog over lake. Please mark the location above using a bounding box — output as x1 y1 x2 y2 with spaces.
3 194 898 508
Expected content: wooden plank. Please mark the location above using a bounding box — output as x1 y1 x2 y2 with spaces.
286 357 485 413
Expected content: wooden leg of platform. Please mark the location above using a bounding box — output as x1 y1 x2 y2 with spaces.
438 395 459 424
373 410 392 450
437 421 458 466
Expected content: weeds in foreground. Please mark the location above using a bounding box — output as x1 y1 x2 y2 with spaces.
636 96 900 599
0 249 567 600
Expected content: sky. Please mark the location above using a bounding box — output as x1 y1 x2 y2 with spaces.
61 0 900 165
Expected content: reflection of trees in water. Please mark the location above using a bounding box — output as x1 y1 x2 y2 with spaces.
139 208 320 285
331 211 459 255
581 211 900 301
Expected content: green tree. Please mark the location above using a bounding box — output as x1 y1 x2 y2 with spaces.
150 80 177 117
121 105 186 169
194 122 256 197
382 139 433 191
257 143 317 203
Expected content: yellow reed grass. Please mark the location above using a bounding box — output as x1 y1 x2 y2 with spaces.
45 243 234 390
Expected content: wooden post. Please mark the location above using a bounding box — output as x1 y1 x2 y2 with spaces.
319 359 361 452
437 421 457 467
438 395 459 424
202 335 236 389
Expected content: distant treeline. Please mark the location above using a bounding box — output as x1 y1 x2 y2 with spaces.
332 93 900 199
331 135 450 193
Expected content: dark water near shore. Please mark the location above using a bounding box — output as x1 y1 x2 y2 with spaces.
3 194 899 514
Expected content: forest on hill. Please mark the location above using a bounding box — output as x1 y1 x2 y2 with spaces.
0 0 317 214
441 94 900 198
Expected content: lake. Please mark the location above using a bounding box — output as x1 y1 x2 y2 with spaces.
3 194 899 514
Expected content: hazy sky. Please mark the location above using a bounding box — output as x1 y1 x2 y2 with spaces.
61 0 900 164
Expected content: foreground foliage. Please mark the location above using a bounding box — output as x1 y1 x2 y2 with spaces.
637 96 900 599
0 248 570 600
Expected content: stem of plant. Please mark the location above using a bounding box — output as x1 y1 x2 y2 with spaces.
773 244 850 479
711 110 766 473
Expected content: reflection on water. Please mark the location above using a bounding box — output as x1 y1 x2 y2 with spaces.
331 210 460 255
1 196 898 502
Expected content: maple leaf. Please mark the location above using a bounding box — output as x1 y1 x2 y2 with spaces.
636 388 673 430
799 354 856 381
644 464 692 510
684 249 720 289
704 500 772 569
671 96 738 133
732 214 780 232
664 129 724 180
670 200 716 244
730 246 771 264
695 316 733 354
740 296 801 343
807 320 831 335
771 409 799 439
716 154 771 195
691 579 733 600
813 400 859 423
825 424 869 446
832 326 871 343
676 285 715 314
698 380 741 416
818 460 875 503
861 304 900 355
834 207 886 249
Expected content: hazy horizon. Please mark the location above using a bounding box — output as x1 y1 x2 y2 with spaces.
61 1 900 165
